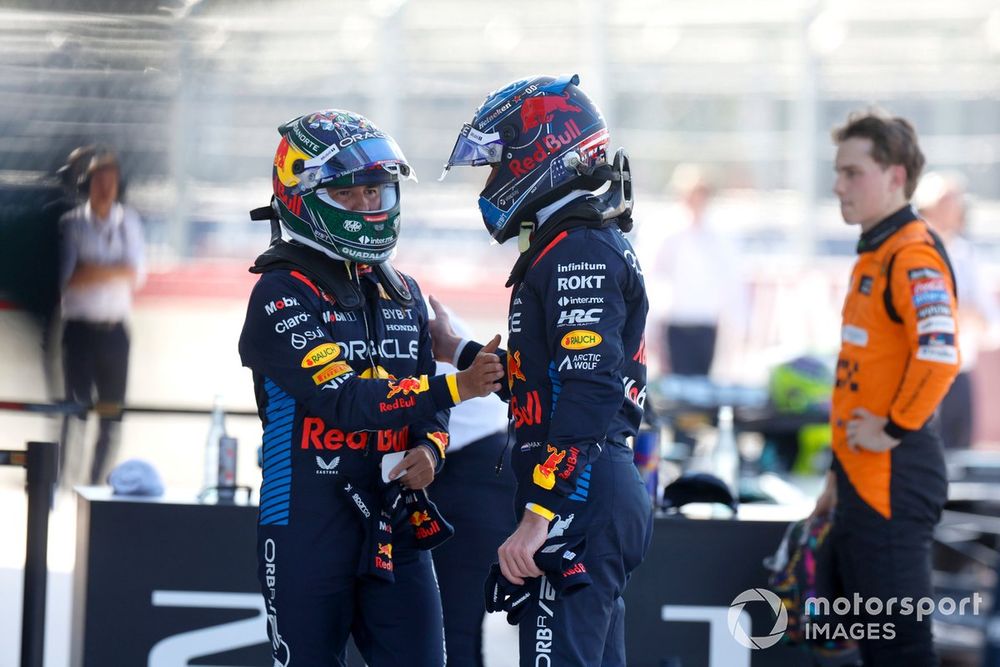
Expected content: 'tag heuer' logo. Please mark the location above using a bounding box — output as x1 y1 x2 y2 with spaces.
532 445 566 490
561 329 602 350
301 343 341 368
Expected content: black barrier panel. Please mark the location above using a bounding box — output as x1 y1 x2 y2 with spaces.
624 517 811 667
73 490 366 667
75 490 809 666
74 492 270 665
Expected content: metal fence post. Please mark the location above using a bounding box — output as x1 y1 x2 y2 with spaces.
21 441 57 667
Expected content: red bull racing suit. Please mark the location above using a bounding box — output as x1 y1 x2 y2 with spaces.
457 201 654 666
239 245 458 666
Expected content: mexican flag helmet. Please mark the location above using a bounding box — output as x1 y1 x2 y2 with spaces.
270 109 415 263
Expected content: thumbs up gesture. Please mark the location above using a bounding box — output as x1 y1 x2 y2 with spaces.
455 335 504 401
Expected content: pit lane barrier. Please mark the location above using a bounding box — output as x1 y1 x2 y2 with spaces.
0 398 263 665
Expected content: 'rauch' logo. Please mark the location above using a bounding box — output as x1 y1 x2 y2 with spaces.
728 588 787 649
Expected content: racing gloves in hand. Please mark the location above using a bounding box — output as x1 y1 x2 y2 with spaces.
484 534 592 625
402 488 454 550
335 478 395 583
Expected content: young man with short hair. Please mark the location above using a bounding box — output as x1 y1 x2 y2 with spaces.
813 110 960 666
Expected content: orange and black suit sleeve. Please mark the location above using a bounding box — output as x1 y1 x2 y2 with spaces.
884 244 961 437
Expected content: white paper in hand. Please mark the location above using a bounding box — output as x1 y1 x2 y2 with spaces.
381 451 407 484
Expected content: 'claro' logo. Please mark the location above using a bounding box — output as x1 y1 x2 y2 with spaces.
560 329 602 350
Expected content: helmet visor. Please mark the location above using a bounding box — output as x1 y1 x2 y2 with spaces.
299 135 414 192
316 182 399 213
440 124 502 179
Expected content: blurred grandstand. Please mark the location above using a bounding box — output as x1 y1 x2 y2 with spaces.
1 0 999 259
2 3 1000 665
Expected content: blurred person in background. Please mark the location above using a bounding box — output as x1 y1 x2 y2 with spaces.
646 164 743 377
238 109 503 666
427 297 516 667
914 171 1000 449
813 110 959 666
59 146 145 486
436 74 653 667
42 146 95 393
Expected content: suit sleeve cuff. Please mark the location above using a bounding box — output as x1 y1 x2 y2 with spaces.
414 441 445 472
428 374 458 410
445 373 461 405
523 485 567 518
452 338 471 368
883 418 912 440
525 503 555 521
456 339 483 370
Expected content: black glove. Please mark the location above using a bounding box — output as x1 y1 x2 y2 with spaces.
484 563 536 625
335 478 394 583
534 536 592 597
402 488 454 550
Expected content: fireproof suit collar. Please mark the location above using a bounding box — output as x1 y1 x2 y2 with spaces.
250 240 414 308
857 205 918 253
505 196 610 288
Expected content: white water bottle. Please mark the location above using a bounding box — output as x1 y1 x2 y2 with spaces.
203 395 226 495
711 405 740 498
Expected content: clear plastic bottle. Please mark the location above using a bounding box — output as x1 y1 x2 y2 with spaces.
203 395 226 496
711 405 740 499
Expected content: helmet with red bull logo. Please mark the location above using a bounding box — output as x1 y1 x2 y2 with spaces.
270 109 415 263
441 74 612 243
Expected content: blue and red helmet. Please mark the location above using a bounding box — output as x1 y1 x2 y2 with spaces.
441 74 610 243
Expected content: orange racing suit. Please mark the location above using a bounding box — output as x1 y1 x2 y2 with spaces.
831 205 960 520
